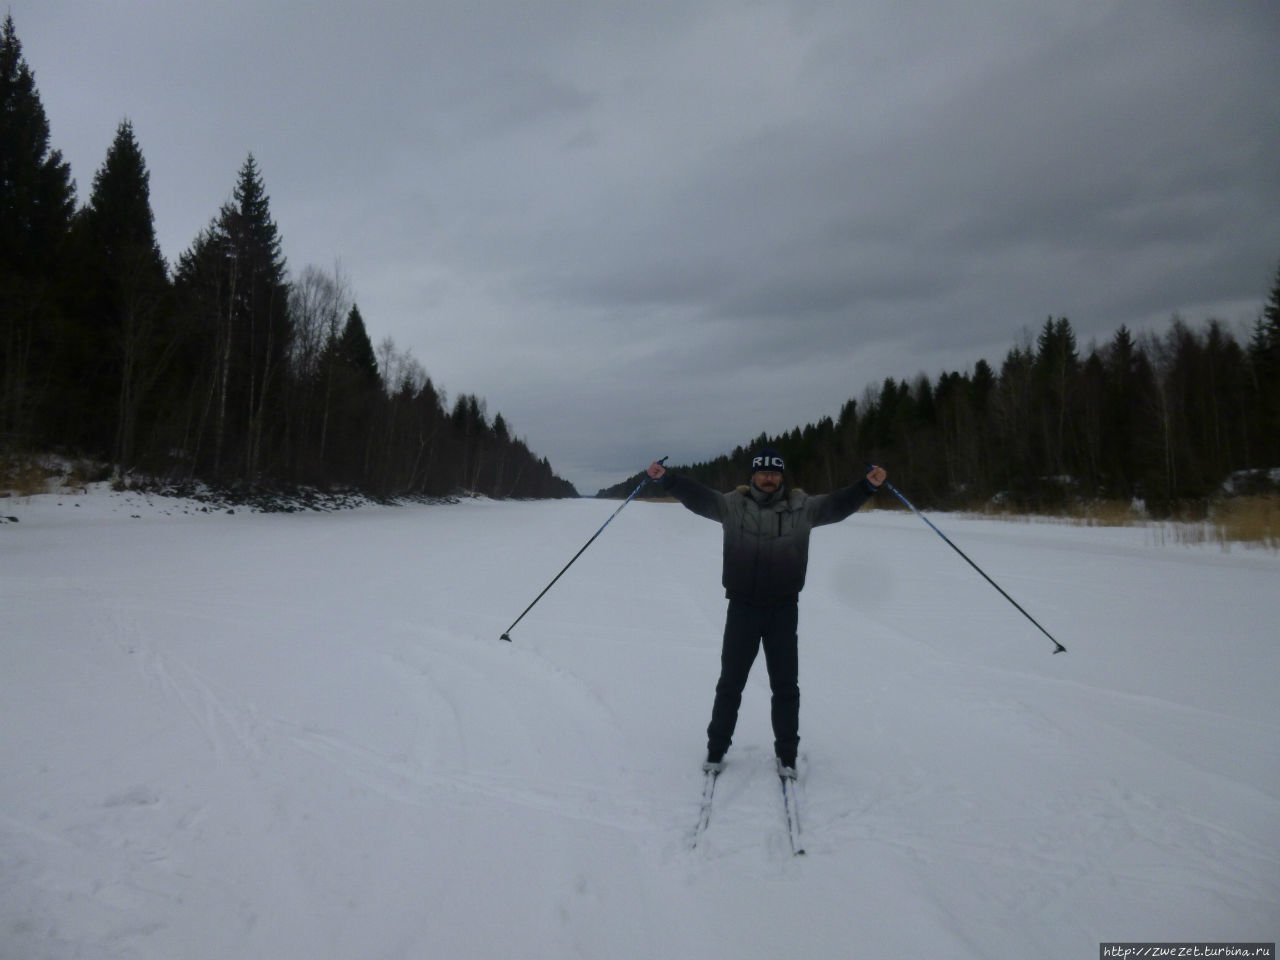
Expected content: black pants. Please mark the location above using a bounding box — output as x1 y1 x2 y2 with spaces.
706 599 799 763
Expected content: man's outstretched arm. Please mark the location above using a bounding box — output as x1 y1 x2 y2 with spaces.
810 465 887 525
648 460 726 522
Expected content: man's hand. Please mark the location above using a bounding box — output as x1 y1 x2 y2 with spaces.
647 460 667 480
865 465 887 487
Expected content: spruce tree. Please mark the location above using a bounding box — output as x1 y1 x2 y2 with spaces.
994 343 1035 498
315 304 383 486
1264 261 1280 340
1033 317 1081 488
173 155 290 480
75 120 170 468
1249 261 1280 463
0 15 75 273
336 305 380 388
83 121 164 271
225 155 290 478
0 13 76 447
1102 325 1141 495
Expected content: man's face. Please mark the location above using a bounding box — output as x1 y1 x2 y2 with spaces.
753 470 782 493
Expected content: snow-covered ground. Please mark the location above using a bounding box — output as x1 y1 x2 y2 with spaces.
3 486 1277 959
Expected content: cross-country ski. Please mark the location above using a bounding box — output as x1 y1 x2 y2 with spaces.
689 757 806 856
778 762 806 857
690 764 721 850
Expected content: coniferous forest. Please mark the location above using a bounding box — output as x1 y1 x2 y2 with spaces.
603 292 1280 516
5 15 1279 514
0 17 577 501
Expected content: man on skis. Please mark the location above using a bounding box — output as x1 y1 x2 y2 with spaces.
647 449 886 777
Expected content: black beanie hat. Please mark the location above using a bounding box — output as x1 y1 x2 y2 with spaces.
750 448 785 473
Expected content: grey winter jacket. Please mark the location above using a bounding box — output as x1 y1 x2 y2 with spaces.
661 472 876 605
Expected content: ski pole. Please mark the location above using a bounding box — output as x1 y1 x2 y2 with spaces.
500 457 667 642
871 467 1067 654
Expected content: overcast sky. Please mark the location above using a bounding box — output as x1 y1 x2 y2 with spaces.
14 1 1280 493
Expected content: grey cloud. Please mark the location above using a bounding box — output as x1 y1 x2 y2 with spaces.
13 0 1280 494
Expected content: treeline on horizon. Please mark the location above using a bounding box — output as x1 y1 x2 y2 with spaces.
0 16 578 501
603 293 1280 516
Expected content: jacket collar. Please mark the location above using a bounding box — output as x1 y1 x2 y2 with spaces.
748 482 786 507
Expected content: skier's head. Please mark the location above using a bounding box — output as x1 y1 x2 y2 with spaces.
749 448 785 493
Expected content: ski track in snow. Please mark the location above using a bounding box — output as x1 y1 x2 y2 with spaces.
2 488 1278 959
